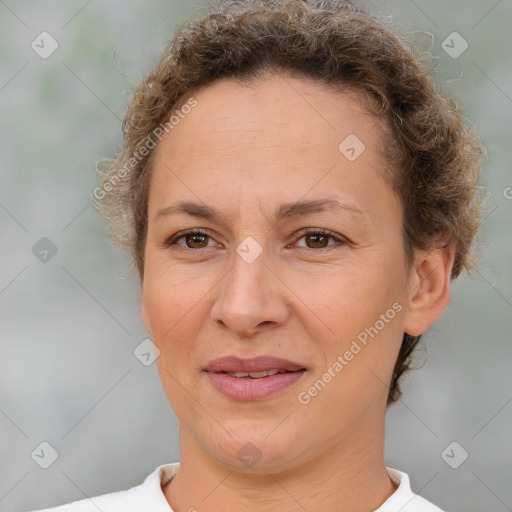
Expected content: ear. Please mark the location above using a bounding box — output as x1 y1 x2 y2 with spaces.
402 242 456 336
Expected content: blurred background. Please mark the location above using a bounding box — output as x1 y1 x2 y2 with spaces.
1 1 511 510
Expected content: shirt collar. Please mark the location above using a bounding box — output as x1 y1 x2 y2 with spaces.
146 463 439 512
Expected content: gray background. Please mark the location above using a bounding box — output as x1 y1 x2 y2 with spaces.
1 1 511 511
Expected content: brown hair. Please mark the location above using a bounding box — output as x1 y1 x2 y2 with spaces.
93 0 486 404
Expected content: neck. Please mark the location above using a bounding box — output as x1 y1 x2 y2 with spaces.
164 418 396 512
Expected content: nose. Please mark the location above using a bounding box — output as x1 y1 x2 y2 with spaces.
210 242 290 338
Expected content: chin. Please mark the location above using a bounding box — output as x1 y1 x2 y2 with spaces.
200 421 306 474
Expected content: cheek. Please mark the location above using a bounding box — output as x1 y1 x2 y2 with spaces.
309 253 406 395
318 259 403 341
143 268 210 416
142 249 210 329
142 264 205 361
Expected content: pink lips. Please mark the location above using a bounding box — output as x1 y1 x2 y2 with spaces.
204 355 307 400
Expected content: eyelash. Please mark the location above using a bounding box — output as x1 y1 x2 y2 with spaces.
163 228 348 253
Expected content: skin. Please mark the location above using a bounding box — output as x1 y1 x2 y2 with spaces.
141 72 454 512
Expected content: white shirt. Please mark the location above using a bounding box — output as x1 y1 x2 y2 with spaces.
29 463 444 512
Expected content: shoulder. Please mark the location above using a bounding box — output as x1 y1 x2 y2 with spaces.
376 467 444 512
27 463 179 512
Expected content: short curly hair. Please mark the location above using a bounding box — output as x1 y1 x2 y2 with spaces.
93 0 486 404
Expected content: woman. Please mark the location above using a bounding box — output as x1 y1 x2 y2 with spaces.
33 0 485 510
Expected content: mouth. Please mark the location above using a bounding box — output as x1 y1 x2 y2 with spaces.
204 355 307 400
204 355 306 373
220 369 297 379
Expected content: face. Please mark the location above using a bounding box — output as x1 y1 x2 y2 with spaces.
141 73 417 473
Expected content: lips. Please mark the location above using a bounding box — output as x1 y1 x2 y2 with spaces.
223 369 288 379
204 355 306 374
204 355 307 400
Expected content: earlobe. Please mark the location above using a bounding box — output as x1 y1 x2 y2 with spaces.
402 243 455 336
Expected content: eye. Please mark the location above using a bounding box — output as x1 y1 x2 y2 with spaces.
163 229 218 250
292 228 347 250
163 228 348 252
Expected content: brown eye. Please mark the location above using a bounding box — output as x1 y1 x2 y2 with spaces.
164 229 216 250
304 233 330 249
184 232 209 248
294 229 345 250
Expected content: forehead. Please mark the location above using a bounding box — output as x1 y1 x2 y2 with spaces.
148 73 397 223
165 73 382 152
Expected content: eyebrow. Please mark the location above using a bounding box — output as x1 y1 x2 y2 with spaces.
155 198 364 224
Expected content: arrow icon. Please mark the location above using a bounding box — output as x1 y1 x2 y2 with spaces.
338 134 365 161
237 441 262 467
31 31 59 59
32 237 58 262
134 339 160 365
441 441 468 469
31 441 59 468
441 32 468 59
236 236 263 263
